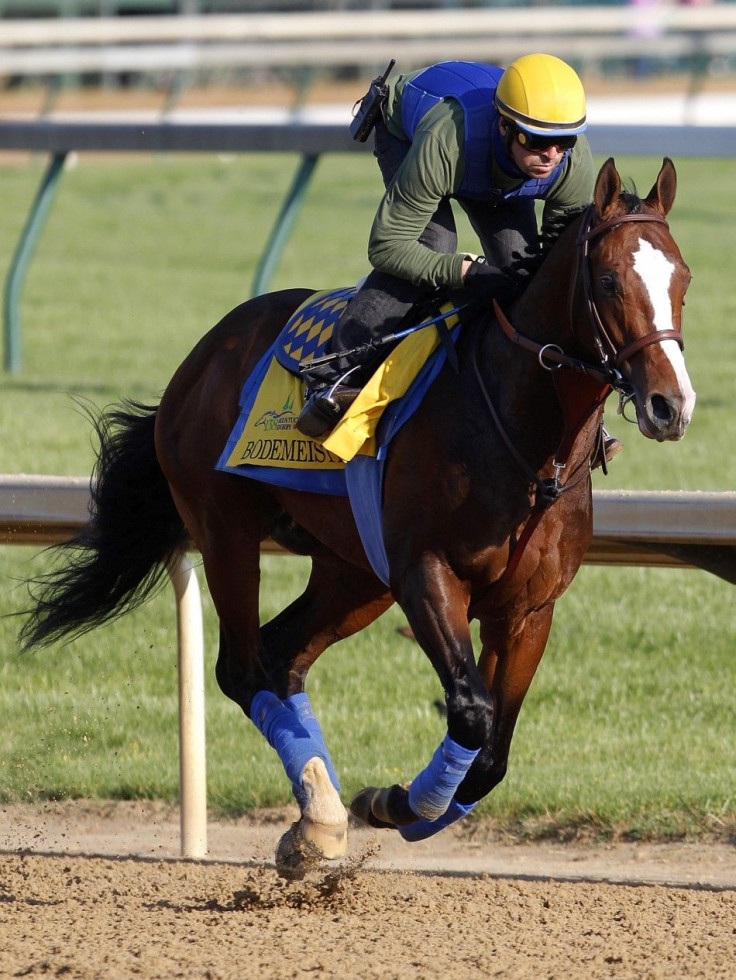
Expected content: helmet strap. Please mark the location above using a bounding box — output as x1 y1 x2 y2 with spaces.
498 116 516 160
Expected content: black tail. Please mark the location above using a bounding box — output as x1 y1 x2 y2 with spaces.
20 401 189 650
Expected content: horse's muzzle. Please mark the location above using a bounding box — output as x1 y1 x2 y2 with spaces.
636 388 696 442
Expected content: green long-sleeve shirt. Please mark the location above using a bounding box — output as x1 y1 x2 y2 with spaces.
367 74 595 288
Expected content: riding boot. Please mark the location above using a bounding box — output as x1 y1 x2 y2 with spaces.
603 435 624 463
296 385 361 438
591 427 624 471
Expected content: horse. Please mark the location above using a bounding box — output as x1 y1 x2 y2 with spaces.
21 157 695 879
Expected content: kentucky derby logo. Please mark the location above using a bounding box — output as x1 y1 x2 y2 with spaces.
254 393 297 432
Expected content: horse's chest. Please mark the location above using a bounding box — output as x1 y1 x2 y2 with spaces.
469 498 592 618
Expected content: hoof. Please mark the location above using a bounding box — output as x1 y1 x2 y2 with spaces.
300 757 348 859
275 820 322 881
301 815 348 860
349 787 397 830
275 757 349 881
275 816 348 881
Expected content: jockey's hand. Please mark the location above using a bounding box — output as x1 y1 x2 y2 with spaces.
505 247 543 297
462 257 516 302
508 246 543 280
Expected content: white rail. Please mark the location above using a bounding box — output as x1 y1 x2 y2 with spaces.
0 117 731 159
2 474 734 558
2 7 736 47
0 475 209 859
2 475 734 858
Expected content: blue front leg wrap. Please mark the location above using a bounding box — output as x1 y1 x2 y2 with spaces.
250 690 340 810
399 797 477 842
407 733 479 822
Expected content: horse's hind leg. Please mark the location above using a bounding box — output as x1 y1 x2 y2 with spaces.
215 543 392 878
202 534 346 877
258 554 393 877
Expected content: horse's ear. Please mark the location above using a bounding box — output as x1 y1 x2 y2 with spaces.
644 157 677 217
593 157 622 219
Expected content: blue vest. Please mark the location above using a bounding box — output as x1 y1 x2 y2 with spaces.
400 61 568 202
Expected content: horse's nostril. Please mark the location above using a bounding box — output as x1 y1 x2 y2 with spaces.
651 394 674 423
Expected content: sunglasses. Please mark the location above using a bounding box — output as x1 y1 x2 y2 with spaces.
514 127 577 152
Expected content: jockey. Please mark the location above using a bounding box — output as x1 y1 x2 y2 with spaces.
297 53 595 438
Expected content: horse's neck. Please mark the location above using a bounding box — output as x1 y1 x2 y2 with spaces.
466 224 602 469
512 227 580 347
472 231 578 400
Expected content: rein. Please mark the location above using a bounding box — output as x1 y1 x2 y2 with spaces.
491 298 619 387
478 204 683 588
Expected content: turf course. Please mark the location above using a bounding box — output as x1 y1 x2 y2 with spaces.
0 152 733 840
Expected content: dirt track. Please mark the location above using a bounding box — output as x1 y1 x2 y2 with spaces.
1 802 734 979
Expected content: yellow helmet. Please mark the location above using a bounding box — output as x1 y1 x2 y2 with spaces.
495 54 587 138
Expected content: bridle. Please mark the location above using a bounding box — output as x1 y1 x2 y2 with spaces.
575 206 684 370
492 204 684 392
472 204 686 585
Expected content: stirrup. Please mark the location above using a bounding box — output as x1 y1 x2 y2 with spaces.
296 385 360 438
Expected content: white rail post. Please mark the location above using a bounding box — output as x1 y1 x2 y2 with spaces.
168 552 208 859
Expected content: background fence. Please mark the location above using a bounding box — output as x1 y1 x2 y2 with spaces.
2 116 735 372
0 6 735 78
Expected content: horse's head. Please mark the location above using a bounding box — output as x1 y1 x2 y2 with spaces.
580 157 696 442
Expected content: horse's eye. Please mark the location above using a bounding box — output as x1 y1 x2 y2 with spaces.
599 275 617 295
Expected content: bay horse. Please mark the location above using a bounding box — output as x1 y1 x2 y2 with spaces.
21 158 695 879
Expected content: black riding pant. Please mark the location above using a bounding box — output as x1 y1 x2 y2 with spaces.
304 119 538 388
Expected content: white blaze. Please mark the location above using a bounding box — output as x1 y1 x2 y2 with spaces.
632 239 696 420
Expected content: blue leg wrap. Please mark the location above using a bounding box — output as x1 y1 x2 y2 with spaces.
284 692 340 791
250 690 340 810
407 733 479 822
399 798 477 842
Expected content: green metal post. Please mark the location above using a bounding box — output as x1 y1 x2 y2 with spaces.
4 152 68 374
251 153 320 298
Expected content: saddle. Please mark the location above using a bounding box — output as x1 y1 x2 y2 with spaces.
275 285 460 382
214 286 464 583
275 286 357 377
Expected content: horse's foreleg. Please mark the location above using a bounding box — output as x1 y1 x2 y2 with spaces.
351 562 492 836
453 604 555 806
387 605 555 841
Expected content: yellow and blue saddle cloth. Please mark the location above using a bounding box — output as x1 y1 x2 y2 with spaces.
216 286 463 583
